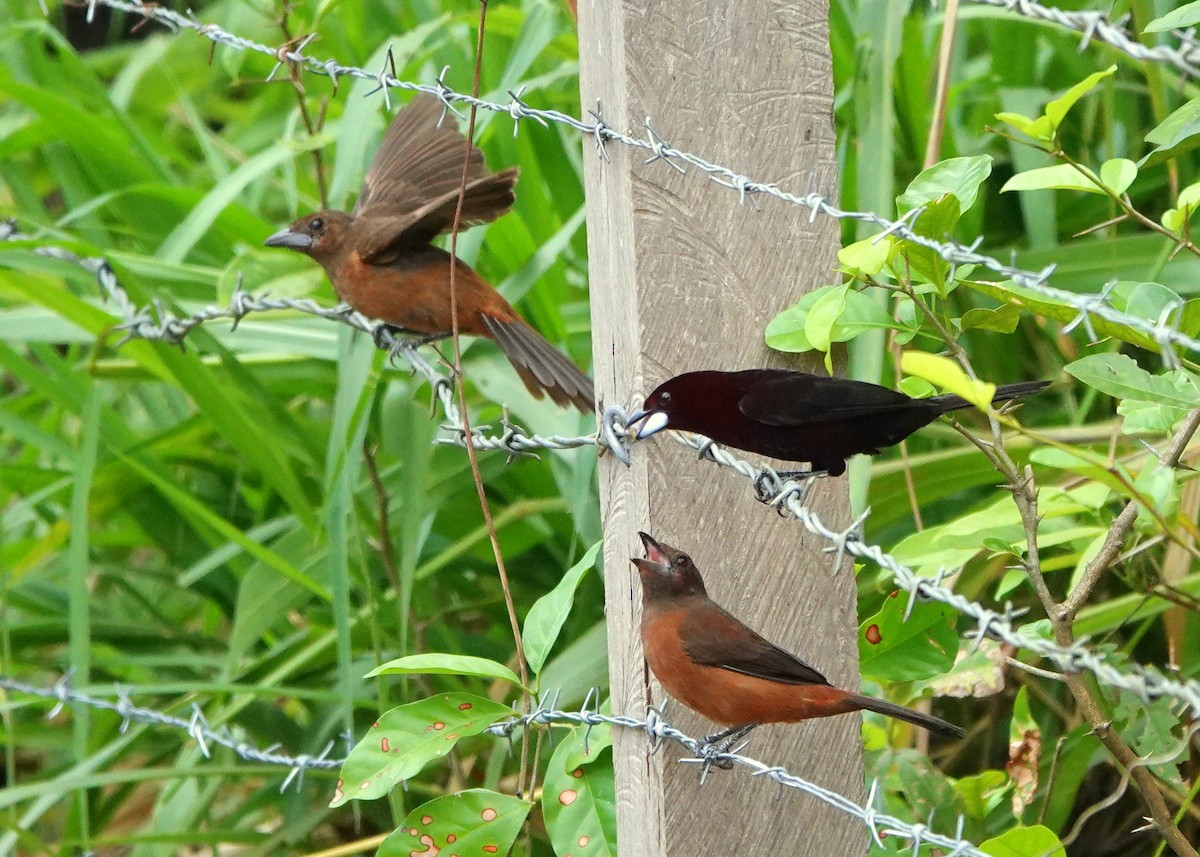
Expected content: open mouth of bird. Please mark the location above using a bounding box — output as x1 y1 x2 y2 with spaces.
626 409 669 440
632 531 671 575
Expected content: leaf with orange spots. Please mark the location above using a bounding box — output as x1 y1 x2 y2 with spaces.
857 594 957 683
542 723 616 857
377 789 532 857
331 694 513 807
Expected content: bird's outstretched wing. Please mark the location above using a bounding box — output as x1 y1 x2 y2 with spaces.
679 602 830 686
353 94 518 263
738 370 918 428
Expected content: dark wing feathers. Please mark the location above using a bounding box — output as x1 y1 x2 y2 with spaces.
678 604 830 686
738 372 921 428
354 94 518 263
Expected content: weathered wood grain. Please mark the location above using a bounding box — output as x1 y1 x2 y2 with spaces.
579 0 864 854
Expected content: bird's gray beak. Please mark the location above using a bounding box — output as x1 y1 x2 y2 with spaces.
627 409 669 440
632 531 671 575
264 228 313 249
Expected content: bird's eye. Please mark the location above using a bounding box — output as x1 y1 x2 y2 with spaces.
674 555 688 567
309 217 325 233
659 391 672 404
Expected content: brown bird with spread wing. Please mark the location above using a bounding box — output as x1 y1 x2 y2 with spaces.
265 95 594 412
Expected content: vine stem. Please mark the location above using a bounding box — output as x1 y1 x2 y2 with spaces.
445 0 534 796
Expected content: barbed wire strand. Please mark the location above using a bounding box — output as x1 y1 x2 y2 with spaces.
63 0 1200 363
5 216 1200 718
966 0 1200 79
2 675 995 855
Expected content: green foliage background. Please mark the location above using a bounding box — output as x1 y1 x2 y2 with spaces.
1 0 1198 855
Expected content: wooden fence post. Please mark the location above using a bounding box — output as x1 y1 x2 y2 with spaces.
578 1 865 854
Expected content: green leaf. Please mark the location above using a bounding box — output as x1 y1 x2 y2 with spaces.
980 825 1065 857
999 66 1116 142
1100 158 1137 195
838 236 892 275
1118 399 1189 435
995 111 1035 135
858 596 958 682
1143 97 1200 166
367 654 523 688
765 285 899 355
953 770 1011 822
332 694 514 806
897 155 992 214
1000 164 1104 195
1161 181 1200 234
1043 66 1117 132
901 351 996 410
377 790 532 857
1064 354 1200 406
542 723 616 857
961 278 1185 353
959 304 1021 334
1144 1 1200 32
522 539 602 674
898 194 963 293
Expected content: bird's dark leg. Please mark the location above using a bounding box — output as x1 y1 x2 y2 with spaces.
703 723 758 751
774 468 827 481
690 723 758 778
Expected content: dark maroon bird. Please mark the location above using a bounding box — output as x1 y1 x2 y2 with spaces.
265 94 593 412
628 369 1047 476
634 532 964 739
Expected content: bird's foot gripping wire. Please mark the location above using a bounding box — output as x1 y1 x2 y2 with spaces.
682 724 757 783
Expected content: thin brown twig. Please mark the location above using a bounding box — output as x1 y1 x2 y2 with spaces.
362 438 401 599
445 0 533 798
1061 408 1200 623
278 5 328 208
923 0 960 169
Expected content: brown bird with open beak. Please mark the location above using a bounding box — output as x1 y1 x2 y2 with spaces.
265 94 594 412
633 532 964 743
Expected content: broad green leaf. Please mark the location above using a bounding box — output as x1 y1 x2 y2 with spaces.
962 279 1180 353
367 654 523 688
980 825 1065 857
1064 354 1199 407
1143 97 1200 166
838 236 892 275
898 194 962 293
901 351 995 410
1144 1 1200 32
805 283 849 367
858 596 958 682
542 724 616 857
1100 158 1137 195
522 539 602 674
377 790 532 857
1118 399 1189 435
897 155 992 214
766 285 901 354
332 694 513 806
1000 164 1104 195
959 304 1021 334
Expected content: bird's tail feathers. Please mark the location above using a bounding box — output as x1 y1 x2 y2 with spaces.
481 315 595 413
848 693 965 739
931 379 1049 414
